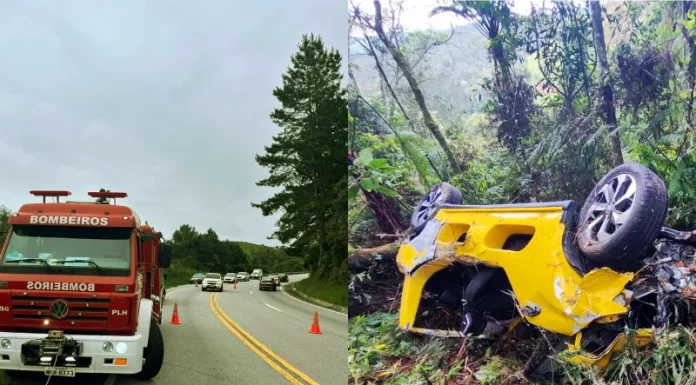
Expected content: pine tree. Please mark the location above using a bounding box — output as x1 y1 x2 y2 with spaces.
252 34 347 280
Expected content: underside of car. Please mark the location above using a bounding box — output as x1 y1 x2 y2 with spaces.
396 162 696 377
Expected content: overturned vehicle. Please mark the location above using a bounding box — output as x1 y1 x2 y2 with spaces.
396 162 696 375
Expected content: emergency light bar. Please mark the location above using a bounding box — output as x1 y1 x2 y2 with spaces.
29 190 72 203
88 191 127 205
88 192 128 199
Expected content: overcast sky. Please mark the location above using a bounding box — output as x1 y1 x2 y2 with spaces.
0 0 347 246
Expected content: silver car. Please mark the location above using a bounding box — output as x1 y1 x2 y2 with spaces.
223 273 237 283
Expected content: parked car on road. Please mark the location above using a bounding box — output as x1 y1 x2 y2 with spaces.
278 273 289 283
237 272 249 281
189 272 205 284
259 275 277 291
250 268 263 280
202 273 223 292
224 273 237 283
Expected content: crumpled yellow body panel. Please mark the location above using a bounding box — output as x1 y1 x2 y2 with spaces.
397 205 634 337
567 329 653 368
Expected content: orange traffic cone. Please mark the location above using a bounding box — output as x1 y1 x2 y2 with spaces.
170 302 181 325
309 310 322 334
234 282 237 290
194 281 198 287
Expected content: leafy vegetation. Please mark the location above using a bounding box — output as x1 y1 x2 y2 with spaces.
350 313 696 385
349 312 532 385
292 275 348 308
253 34 347 284
168 223 303 279
349 0 696 383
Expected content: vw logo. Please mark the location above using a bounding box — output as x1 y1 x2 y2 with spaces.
50 300 69 320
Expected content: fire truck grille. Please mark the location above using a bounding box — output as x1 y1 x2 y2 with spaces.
11 295 110 323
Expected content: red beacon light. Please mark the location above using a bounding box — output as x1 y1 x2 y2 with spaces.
29 190 72 203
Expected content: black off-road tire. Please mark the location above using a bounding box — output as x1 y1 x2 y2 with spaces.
577 162 668 270
135 320 164 380
411 183 462 234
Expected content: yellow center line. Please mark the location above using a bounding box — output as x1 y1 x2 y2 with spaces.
211 293 320 385
208 293 304 385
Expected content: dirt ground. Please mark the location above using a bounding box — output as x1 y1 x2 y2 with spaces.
349 254 403 318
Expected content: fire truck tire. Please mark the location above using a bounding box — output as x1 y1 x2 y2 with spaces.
3 370 28 379
136 320 164 380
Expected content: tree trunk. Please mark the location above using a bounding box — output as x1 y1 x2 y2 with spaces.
348 151 407 234
361 33 419 135
371 1 462 173
348 243 399 273
590 1 623 167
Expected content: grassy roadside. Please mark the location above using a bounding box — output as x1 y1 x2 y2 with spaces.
286 275 347 311
164 266 196 289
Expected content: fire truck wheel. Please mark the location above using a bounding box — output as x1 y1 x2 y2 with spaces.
135 320 164 380
3 370 28 379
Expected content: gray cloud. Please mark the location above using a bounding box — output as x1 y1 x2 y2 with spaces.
0 0 348 245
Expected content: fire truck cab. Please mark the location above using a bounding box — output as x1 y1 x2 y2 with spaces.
0 190 171 380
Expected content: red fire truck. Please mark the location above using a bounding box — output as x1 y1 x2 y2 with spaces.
0 190 171 380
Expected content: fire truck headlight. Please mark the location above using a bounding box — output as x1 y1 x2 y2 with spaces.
116 342 127 354
1 339 10 349
102 342 113 352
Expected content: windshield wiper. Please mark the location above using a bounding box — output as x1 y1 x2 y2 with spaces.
52 260 106 273
6 258 60 272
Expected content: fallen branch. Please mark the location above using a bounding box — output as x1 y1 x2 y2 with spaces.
348 243 399 273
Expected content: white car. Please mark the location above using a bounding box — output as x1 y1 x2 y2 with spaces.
250 269 263 280
202 273 223 292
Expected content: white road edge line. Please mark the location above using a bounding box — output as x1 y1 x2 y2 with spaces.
280 285 347 315
250 291 253 295
104 374 116 385
265 304 283 312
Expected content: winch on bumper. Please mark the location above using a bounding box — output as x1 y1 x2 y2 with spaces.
0 329 145 374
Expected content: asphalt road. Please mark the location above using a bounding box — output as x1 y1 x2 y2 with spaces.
2 274 348 385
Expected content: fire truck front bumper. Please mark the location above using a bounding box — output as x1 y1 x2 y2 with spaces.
0 331 145 374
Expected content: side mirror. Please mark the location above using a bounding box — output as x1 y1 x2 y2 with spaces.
159 243 172 268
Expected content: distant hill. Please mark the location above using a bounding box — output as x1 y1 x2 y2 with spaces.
350 24 493 122
230 241 305 273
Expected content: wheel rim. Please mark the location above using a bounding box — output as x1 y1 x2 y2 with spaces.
583 173 637 243
413 187 443 228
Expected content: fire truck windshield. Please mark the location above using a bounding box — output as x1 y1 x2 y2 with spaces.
0 225 132 277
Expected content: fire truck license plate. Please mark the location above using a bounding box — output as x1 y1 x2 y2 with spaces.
44 367 76 377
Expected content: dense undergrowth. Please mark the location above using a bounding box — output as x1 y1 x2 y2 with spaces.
349 313 696 385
